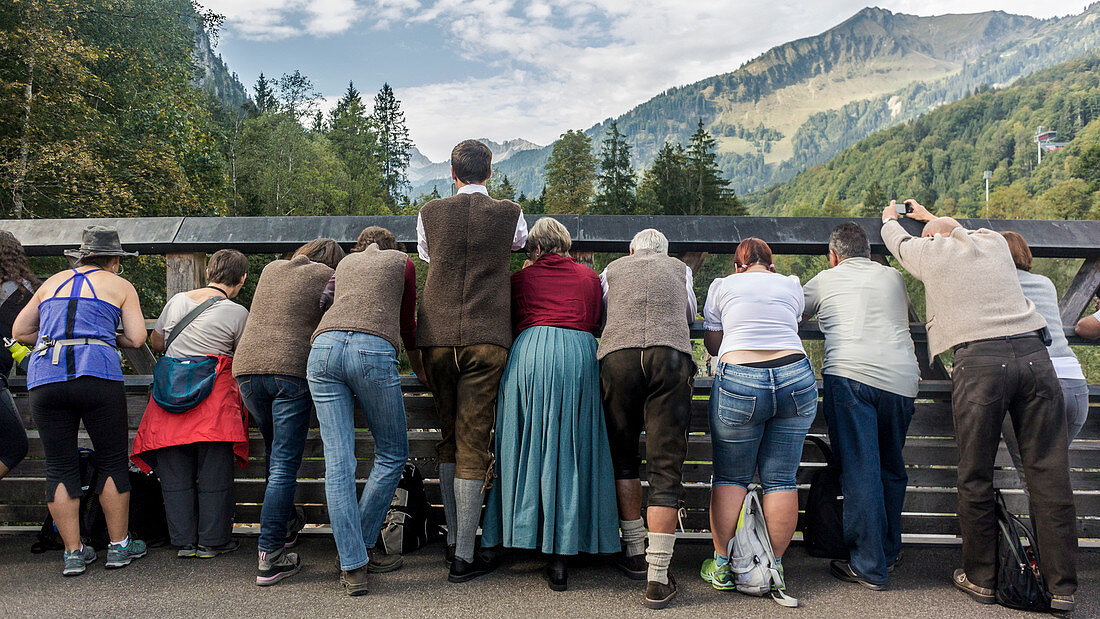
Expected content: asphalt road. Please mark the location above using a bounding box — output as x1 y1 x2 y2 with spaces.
0 534 1094 618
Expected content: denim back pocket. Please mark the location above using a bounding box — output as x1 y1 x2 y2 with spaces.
715 385 756 427
359 350 398 386
307 344 332 377
790 383 819 417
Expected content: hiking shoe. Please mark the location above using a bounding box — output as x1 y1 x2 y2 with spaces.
830 560 886 591
62 545 97 577
615 550 648 581
645 574 677 610
700 556 736 591
105 538 147 569
285 507 306 548
256 548 301 586
952 569 994 604
177 544 198 558
367 547 403 573
197 539 241 559
1051 594 1075 612
341 565 370 596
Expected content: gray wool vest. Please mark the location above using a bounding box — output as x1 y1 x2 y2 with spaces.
313 244 409 353
597 249 693 360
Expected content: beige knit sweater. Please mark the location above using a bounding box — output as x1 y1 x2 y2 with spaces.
881 220 1046 356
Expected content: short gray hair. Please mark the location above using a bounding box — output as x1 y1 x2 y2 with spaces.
828 223 870 261
630 228 668 254
527 217 571 256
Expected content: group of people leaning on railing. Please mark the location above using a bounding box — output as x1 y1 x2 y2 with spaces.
0 139 1096 611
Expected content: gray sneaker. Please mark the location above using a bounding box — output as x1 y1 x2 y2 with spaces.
256 548 302 586
106 538 147 569
62 545 97 576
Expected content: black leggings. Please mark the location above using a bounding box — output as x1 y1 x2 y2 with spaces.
0 387 27 470
29 376 130 501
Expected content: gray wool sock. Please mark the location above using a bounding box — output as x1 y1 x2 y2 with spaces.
620 518 647 557
646 532 676 585
453 478 485 563
439 463 457 545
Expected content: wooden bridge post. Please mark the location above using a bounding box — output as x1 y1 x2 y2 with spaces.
166 252 207 297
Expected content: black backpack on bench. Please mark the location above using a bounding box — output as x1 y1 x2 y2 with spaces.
801 435 849 560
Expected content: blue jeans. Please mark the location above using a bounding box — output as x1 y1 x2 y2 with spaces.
308 331 409 571
822 374 914 586
709 358 817 492
238 373 313 553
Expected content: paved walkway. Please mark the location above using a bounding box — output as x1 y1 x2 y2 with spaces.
1 534 1094 617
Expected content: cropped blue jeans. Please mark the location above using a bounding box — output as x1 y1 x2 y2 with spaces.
308 331 409 571
709 357 817 492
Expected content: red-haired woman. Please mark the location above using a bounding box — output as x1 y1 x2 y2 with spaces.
699 237 815 602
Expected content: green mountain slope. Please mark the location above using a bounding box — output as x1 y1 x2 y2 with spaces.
477 4 1100 199
750 53 1100 218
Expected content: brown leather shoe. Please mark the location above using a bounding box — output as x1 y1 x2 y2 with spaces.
367 548 404 573
830 560 886 591
341 565 369 596
645 575 677 610
952 569 994 604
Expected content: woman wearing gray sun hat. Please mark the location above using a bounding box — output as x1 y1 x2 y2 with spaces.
12 224 149 577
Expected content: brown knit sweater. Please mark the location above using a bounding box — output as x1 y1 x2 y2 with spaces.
313 244 408 352
417 192 521 349
597 249 693 360
233 255 334 378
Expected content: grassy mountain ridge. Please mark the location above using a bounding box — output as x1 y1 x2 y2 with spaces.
442 5 1100 200
750 52 1100 218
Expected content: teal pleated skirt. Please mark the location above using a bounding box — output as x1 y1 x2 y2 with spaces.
482 326 620 555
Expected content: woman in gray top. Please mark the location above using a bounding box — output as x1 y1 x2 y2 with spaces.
1000 232 1089 475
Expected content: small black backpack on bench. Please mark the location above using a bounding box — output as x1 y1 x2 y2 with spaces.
375 462 441 555
995 489 1051 612
801 435 849 560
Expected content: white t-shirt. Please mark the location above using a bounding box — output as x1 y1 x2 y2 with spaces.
155 293 249 359
702 272 805 360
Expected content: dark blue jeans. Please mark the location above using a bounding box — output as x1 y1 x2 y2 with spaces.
237 374 313 553
821 374 914 586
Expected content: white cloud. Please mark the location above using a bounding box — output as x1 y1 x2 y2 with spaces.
374 0 1090 159
200 0 365 40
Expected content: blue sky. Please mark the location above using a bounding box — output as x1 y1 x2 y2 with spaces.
201 1 1090 161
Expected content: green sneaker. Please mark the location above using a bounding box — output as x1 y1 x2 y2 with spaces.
700 556 736 591
105 538 147 569
62 545 97 577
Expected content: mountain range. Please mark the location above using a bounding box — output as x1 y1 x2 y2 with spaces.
413 4 1100 200
408 138 543 184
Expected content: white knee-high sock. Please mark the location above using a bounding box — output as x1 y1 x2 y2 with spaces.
646 532 676 584
439 463 457 545
620 518 646 557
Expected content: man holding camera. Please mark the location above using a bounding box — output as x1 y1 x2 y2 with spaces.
880 200 1077 612
802 223 918 591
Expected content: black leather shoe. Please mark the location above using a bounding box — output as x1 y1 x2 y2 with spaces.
830 560 886 591
444 544 456 565
645 575 677 610
448 552 495 583
546 557 568 592
615 551 648 580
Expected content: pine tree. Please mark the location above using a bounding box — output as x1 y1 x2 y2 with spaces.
860 181 889 216
325 81 386 214
490 174 516 202
253 72 275 114
543 130 597 214
371 83 412 209
685 119 744 215
594 120 636 214
637 142 692 215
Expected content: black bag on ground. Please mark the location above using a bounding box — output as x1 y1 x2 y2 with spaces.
376 462 442 555
995 489 1051 612
801 435 849 560
128 465 170 548
31 448 108 552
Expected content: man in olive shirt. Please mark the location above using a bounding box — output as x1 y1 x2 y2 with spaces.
881 200 1077 612
803 223 918 591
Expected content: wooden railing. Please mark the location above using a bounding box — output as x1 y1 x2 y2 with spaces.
1 215 1098 541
